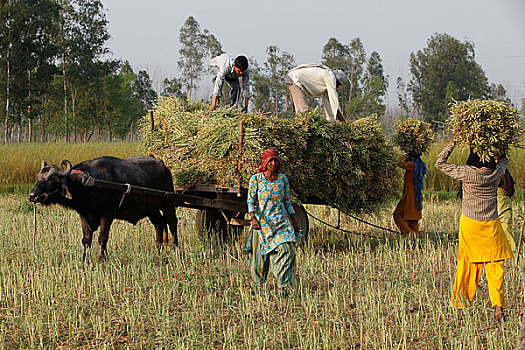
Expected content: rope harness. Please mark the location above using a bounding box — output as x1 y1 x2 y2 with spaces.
70 169 131 215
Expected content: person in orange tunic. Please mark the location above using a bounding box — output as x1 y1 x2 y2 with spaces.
393 151 426 237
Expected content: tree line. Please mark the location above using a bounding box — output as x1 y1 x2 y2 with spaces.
0 0 158 143
0 5 520 143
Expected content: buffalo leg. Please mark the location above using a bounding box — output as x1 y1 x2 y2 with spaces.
80 215 96 261
164 206 179 247
148 211 168 250
98 217 113 261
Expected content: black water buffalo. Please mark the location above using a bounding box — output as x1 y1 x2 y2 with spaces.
29 156 178 260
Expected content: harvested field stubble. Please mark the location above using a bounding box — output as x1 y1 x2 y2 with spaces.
141 97 398 214
0 191 523 348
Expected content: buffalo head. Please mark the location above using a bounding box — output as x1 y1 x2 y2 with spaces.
29 159 73 204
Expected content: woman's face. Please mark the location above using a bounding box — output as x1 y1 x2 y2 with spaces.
266 158 278 172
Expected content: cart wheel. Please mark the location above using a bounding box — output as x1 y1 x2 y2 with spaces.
195 209 243 244
292 203 309 245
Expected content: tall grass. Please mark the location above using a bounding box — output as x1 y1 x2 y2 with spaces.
1 140 525 192
422 141 525 192
0 191 523 348
0 142 139 186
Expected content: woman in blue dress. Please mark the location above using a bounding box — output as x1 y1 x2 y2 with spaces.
246 148 299 294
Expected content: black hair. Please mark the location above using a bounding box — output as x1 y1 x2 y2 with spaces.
234 56 248 71
465 149 496 170
407 151 421 158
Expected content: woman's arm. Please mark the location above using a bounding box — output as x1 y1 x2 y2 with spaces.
247 175 261 229
435 139 467 180
249 212 261 230
282 175 295 216
398 155 414 171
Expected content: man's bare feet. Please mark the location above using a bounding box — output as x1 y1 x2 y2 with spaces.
495 305 505 322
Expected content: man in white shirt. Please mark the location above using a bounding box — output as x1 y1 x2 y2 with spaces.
208 54 251 113
286 64 347 123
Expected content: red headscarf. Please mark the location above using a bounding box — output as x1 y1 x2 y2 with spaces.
258 148 281 173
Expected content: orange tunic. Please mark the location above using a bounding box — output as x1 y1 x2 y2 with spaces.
394 157 421 220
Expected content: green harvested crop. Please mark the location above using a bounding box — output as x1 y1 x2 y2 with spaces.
394 118 435 154
140 97 399 214
448 99 522 162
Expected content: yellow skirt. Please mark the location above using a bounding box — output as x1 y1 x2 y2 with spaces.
458 214 513 262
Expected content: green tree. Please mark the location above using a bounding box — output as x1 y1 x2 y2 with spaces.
265 46 295 115
203 29 223 58
321 37 351 112
63 0 109 141
103 61 143 140
444 81 458 106
322 37 372 118
347 38 366 105
252 46 295 116
250 58 270 112
344 49 387 119
408 33 490 122
0 0 60 142
487 83 511 104
133 70 157 110
321 37 349 72
396 77 410 116
161 77 187 100
177 16 207 99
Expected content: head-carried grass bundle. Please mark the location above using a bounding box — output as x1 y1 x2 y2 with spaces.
448 99 522 162
394 118 435 154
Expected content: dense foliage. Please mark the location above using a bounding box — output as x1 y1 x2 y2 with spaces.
0 0 157 142
321 38 388 120
447 99 522 161
141 97 398 214
408 33 509 123
394 118 435 154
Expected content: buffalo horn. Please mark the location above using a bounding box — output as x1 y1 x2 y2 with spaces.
40 160 48 170
59 159 73 177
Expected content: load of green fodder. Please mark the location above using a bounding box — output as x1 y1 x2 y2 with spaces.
394 118 435 154
140 97 398 214
448 99 522 162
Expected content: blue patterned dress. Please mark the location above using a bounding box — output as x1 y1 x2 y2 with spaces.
246 172 296 255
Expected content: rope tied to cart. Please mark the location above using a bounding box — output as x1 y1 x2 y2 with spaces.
304 209 393 240
305 208 463 243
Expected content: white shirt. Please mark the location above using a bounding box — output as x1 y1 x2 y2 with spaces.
210 54 252 98
287 64 341 121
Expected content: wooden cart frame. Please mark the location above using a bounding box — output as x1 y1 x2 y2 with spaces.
77 174 309 243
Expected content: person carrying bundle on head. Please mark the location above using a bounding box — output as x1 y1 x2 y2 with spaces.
392 151 427 237
285 64 347 123
436 135 513 321
208 54 251 113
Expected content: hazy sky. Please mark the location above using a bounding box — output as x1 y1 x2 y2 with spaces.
101 0 525 109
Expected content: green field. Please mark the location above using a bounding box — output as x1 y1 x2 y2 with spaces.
1 142 524 348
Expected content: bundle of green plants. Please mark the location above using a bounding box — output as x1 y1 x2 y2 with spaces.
394 118 435 154
448 99 522 161
140 97 398 214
